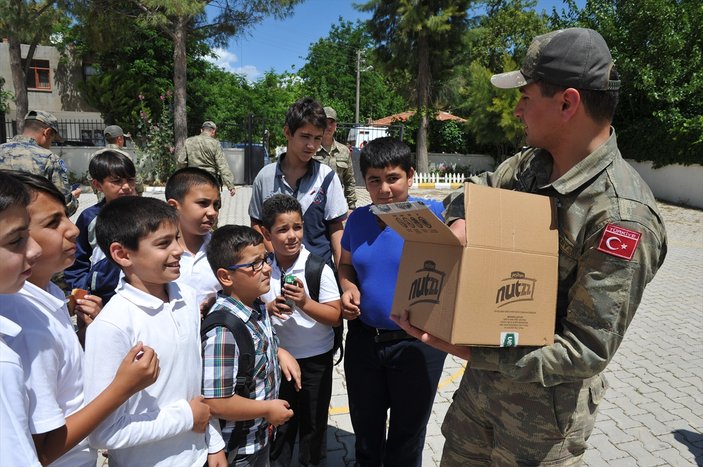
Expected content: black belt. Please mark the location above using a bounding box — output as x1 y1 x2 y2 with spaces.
354 320 414 343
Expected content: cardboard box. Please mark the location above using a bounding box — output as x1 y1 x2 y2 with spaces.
374 184 558 347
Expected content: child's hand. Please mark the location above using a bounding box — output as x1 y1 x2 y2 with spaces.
265 399 293 427
341 288 361 320
113 342 159 397
189 396 211 433
278 348 301 391
207 449 227 467
283 278 307 309
268 296 293 320
199 295 217 320
75 293 103 326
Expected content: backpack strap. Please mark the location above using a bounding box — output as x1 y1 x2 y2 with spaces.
305 252 345 365
200 308 256 453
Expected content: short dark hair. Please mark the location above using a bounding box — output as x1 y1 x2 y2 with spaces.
359 137 413 178
285 97 327 135
9 171 66 211
23 119 48 133
0 170 30 213
537 67 620 124
96 197 179 263
89 150 136 182
206 225 263 274
165 167 221 202
261 194 303 230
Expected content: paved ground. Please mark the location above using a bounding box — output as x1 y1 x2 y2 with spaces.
81 184 702 467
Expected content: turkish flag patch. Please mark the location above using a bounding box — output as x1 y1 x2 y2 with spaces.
597 224 642 260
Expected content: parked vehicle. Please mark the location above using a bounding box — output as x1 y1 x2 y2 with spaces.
346 125 388 149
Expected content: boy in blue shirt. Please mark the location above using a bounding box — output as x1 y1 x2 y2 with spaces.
337 138 447 467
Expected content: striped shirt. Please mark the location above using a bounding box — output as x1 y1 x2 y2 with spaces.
201 294 280 456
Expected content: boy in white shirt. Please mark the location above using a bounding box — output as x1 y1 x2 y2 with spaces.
83 196 226 466
260 194 342 467
0 172 159 467
0 170 43 467
166 167 222 311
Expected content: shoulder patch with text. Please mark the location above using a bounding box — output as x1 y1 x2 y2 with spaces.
597 224 642 260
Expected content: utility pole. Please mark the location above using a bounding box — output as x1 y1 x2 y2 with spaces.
355 49 361 125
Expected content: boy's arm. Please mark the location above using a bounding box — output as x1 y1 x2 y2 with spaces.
282 265 341 326
84 320 194 449
204 396 293 428
277 347 301 391
327 220 344 267
33 342 159 465
337 248 361 320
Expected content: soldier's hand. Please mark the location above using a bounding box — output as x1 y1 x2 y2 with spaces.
228 187 236 197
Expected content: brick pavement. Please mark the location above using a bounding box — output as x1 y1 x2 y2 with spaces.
80 184 702 467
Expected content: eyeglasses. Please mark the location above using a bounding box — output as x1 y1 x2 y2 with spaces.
225 252 273 273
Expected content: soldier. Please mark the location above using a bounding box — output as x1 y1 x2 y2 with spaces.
90 125 144 197
0 110 80 215
314 106 357 211
178 121 236 197
393 28 668 465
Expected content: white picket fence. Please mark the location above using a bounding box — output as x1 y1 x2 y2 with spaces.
414 172 467 185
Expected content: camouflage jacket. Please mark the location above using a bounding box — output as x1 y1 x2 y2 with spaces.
0 135 78 215
443 129 667 386
178 134 235 190
314 139 357 209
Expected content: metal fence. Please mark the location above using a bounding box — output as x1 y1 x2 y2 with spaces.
2 119 108 146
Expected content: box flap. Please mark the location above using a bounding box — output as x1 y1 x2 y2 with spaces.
464 184 558 255
370 202 462 246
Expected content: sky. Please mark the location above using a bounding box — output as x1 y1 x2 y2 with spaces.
206 0 586 82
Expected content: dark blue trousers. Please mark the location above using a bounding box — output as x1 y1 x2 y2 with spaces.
344 319 447 467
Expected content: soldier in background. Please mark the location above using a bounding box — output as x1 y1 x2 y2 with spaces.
91 125 144 198
178 121 236 197
0 110 80 215
314 106 357 211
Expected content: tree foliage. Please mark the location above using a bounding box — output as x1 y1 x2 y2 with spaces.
297 19 406 124
358 0 472 172
552 0 702 166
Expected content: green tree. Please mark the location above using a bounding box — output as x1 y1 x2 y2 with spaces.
297 19 406 124
0 0 70 129
358 0 471 172
553 0 703 166
74 0 302 160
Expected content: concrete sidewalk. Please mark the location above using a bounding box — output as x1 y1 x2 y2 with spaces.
81 185 702 467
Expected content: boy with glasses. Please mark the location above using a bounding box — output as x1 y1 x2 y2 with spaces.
203 225 301 466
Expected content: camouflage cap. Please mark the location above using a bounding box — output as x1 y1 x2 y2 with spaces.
202 121 217 130
24 110 63 140
323 106 337 121
104 125 130 139
491 28 621 91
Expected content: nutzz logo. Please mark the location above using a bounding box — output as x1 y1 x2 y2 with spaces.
495 271 536 308
408 261 446 305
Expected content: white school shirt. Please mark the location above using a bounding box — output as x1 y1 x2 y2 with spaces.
0 281 95 467
261 246 340 359
83 278 224 467
176 233 221 308
0 316 41 467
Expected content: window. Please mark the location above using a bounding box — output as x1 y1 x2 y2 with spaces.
23 59 51 90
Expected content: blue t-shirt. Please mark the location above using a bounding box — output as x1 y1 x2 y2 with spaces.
341 196 445 329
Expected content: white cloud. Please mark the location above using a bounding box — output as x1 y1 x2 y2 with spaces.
205 47 261 82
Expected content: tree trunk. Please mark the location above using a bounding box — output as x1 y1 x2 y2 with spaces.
172 17 188 164
8 35 28 133
415 33 431 174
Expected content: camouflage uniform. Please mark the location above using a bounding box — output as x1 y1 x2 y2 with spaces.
90 144 144 197
440 130 667 465
178 133 235 191
314 139 357 209
0 135 78 215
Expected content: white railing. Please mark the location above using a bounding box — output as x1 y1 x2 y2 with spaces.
414 172 467 185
